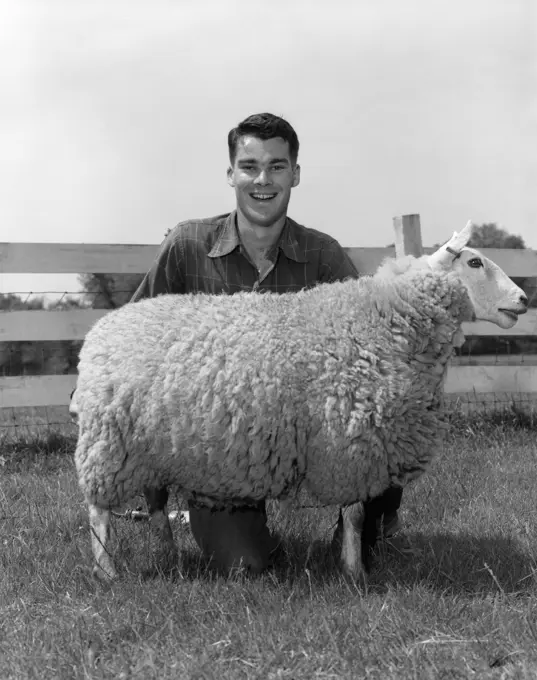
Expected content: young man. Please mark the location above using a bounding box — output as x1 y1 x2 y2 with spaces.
132 112 401 573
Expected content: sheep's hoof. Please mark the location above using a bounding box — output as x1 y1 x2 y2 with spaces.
334 532 367 586
92 563 118 582
340 560 368 588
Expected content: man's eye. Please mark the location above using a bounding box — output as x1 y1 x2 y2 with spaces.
468 258 483 268
272 165 285 171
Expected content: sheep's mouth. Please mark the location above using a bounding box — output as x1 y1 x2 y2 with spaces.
498 308 522 322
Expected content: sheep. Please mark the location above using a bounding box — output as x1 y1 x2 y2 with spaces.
71 221 528 582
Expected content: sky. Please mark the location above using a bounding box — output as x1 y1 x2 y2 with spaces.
1 0 536 295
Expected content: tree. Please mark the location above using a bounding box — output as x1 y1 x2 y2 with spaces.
48 295 87 311
466 223 526 249
0 293 46 311
431 223 526 250
0 293 82 377
78 226 172 308
78 273 144 309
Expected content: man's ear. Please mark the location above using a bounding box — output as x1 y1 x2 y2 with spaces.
292 164 301 188
227 166 235 188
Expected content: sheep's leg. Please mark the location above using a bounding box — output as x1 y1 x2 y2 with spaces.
89 504 118 581
332 503 366 582
342 487 403 574
361 494 388 570
144 487 179 574
377 487 403 538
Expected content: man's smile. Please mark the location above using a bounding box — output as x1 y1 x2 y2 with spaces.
250 192 277 201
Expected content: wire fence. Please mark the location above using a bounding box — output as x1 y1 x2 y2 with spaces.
1 277 537 436
2 394 537 440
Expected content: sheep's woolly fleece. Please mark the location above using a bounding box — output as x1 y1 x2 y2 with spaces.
74 255 474 511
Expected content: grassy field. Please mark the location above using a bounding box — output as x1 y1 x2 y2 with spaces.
1 409 537 679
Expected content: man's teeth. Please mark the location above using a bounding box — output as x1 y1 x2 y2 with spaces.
251 194 276 200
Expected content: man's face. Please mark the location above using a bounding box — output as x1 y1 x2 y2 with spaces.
227 135 300 228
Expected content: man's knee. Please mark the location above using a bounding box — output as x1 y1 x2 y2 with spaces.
187 502 276 573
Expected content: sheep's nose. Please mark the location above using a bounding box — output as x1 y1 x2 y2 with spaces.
519 293 528 307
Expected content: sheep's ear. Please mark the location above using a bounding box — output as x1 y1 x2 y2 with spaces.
449 220 474 251
428 221 474 269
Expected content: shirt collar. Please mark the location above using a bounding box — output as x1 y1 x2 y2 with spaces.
208 212 241 258
208 211 308 263
279 217 309 263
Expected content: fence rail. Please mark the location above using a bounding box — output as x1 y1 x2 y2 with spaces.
1 215 537 411
1 307 536 344
3 241 537 277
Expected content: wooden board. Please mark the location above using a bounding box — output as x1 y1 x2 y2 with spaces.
0 375 77 408
452 354 537 366
462 310 537 337
0 243 159 274
0 304 535 344
0 309 108 341
444 365 537 394
345 247 395 274
2 366 536 408
2 241 537 277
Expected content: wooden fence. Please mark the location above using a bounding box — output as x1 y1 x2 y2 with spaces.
1 215 537 410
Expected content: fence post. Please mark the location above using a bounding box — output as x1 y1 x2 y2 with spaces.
393 214 423 258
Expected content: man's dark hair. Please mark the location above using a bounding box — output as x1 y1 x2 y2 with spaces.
227 112 300 165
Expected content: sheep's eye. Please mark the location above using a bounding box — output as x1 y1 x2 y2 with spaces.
468 257 483 268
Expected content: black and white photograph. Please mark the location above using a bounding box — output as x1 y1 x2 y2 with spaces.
1 1 536 677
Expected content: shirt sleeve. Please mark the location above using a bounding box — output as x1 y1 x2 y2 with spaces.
318 239 360 283
131 229 186 301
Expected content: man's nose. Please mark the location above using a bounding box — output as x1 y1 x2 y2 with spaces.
254 169 271 185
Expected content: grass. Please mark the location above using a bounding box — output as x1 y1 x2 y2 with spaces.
1 408 537 679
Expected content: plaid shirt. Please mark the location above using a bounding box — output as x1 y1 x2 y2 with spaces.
132 211 359 300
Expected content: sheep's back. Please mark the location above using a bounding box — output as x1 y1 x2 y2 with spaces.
75 292 316 504
74 271 462 507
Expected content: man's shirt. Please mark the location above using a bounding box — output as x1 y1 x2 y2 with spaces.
132 211 359 300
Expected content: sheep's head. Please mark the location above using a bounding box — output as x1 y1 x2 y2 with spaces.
427 221 528 329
